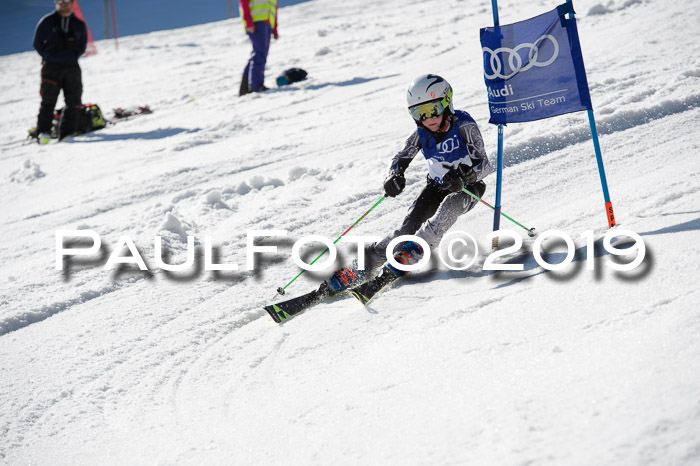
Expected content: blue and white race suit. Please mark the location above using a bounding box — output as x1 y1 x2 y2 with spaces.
368 110 492 264
391 110 491 183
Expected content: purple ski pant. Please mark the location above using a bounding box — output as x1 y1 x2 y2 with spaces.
243 22 272 91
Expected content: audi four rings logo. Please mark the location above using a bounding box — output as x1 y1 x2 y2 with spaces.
438 135 459 155
482 34 560 80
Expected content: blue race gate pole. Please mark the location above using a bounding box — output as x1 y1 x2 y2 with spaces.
587 110 616 227
491 0 505 247
566 0 616 228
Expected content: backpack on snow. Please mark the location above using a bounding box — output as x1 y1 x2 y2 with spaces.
54 103 107 139
77 103 107 133
276 68 308 87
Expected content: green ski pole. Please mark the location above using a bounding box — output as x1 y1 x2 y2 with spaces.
462 187 537 237
276 196 387 296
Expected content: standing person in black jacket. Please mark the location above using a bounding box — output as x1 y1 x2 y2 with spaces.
33 0 87 144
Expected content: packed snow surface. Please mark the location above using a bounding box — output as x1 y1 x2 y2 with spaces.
1 0 699 464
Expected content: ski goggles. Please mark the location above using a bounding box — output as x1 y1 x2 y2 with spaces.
55 0 73 4
408 100 446 121
408 89 452 121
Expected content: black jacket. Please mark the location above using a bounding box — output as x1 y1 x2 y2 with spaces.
33 11 87 65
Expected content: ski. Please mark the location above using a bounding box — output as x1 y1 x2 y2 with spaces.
265 265 401 322
1 137 35 148
348 268 400 306
24 104 153 145
264 282 335 323
112 105 152 120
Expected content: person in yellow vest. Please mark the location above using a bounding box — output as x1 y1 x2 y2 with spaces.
239 0 278 96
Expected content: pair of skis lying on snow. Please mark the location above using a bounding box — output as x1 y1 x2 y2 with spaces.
264 268 398 324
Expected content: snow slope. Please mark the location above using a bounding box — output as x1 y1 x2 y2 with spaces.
1 0 699 464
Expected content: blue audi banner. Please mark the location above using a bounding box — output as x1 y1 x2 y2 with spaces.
480 2 592 124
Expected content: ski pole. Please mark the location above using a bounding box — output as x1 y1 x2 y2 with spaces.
461 187 537 237
276 196 387 296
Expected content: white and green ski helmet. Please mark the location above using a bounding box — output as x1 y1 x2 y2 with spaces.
406 74 454 122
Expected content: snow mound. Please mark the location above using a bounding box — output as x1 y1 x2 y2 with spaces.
202 190 231 210
171 189 199 203
159 212 192 241
289 166 321 181
249 175 284 190
9 160 45 183
226 176 284 195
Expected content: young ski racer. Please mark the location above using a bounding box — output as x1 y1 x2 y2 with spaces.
326 73 493 295
264 74 493 321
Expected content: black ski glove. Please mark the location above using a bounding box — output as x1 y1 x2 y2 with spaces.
384 170 406 197
458 164 478 186
440 164 478 193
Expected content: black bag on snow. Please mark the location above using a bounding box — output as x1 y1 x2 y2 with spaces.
276 68 308 87
55 103 107 139
76 104 107 133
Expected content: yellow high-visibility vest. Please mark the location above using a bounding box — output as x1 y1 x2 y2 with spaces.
241 0 277 29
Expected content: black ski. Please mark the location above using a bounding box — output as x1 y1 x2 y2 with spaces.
348 268 400 306
264 267 395 322
264 282 335 323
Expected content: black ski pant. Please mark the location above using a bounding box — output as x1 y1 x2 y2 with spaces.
397 181 452 236
395 179 485 239
367 179 486 267
37 63 83 136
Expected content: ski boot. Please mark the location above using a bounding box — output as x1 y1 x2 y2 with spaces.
385 241 424 277
325 261 368 294
349 241 424 305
